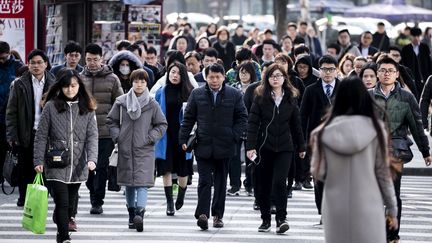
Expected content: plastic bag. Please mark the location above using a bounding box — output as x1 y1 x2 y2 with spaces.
22 173 48 234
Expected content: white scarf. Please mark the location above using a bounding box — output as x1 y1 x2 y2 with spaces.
126 88 149 120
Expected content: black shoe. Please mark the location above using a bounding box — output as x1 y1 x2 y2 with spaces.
213 216 224 228
303 180 313 189
253 200 260 210
293 181 303 190
258 220 271 232
133 207 145 232
16 198 24 207
227 187 240 196
90 205 103 214
164 186 175 216
276 219 289 234
270 205 276 214
197 214 208 230
287 188 293 198
175 186 187 210
127 207 136 229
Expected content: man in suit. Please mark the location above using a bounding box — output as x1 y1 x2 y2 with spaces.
372 22 391 52
359 31 378 58
401 27 432 95
300 55 339 224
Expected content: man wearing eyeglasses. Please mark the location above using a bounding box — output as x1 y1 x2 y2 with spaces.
371 57 432 243
50 41 83 76
0 41 23 185
300 55 340 225
81 43 123 215
6 49 55 206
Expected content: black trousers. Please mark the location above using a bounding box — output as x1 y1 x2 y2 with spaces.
0 123 8 183
195 156 229 219
287 153 298 190
228 141 242 189
255 149 292 221
17 132 36 201
49 181 80 241
86 138 114 207
314 180 324 215
387 170 402 240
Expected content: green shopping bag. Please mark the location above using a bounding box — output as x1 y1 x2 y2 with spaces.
22 173 48 234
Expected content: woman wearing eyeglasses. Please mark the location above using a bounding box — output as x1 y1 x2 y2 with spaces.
246 63 306 234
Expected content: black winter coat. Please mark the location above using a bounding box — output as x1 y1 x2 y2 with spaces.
401 43 432 93
179 84 248 159
246 92 305 153
213 41 236 72
6 71 56 147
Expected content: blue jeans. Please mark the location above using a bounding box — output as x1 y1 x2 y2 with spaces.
125 186 149 208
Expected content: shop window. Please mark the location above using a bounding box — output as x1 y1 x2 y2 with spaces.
128 5 162 54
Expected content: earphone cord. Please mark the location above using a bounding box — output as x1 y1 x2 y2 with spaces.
254 104 276 166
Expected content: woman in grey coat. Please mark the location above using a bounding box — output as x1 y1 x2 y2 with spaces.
310 76 398 243
34 69 98 243
107 69 167 232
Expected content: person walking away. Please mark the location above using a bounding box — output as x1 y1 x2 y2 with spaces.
179 63 248 230
82 43 123 215
310 75 398 243
33 69 98 243
107 69 167 232
6 49 55 206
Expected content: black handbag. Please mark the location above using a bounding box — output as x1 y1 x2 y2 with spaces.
45 147 70 168
185 125 197 153
391 137 414 163
107 166 121 192
2 150 19 194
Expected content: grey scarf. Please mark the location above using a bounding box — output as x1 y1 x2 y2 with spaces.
126 88 149 120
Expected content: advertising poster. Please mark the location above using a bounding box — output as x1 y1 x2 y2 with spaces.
128 5 162 53
0 0 34 62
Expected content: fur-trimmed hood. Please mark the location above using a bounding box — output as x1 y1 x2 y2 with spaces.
108 50 143 70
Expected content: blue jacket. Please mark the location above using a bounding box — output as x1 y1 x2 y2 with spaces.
50 63 84 77
0 55 23 124
154 85 192 160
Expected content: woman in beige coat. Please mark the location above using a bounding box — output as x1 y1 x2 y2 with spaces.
310 76 398 243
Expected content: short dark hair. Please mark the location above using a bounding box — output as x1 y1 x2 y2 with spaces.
28 49 48 62
85 43 102 56
327 43 341 54
64 41 82 55
377 57 399 71
294 45 310 56
293 36 305 45
299 21 308 26
147 46 157 56
287 22 297 29
263 29 273 35
388 45 401 53
319 55 338 67
338 29 350 36
134 40 148 52
235 48 252 62
129 68 149 85
205 63 225 77
262 39 278 48
361 31 373 37
185 51 202 61
235 25 243 29
127 44 142 57
116 40 131 51
377 22 385 27
410 27 422 37
165 50 186 66
203 47 218 58
0 41 10 54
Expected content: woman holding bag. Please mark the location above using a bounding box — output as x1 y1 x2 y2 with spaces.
33 69 98 243
107 69 167 232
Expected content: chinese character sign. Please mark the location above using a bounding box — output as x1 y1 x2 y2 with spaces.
0 0 34 62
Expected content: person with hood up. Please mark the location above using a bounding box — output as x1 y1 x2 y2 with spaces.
294 54 318 88
107 69 167 232
310 75 398 243
109 50 149 93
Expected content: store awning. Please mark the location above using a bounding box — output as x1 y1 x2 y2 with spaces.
122 0 163 5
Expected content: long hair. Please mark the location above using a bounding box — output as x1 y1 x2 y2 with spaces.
235 61 257 84
255 63 299 103
43 68 96 114
166 62 194 102
314 75 388 170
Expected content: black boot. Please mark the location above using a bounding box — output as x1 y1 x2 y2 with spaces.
127 207 136 229
133 207 145 232
175 186 187 210
164 186 175 216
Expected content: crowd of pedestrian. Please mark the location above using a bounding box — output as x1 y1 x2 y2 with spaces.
1 19 432 243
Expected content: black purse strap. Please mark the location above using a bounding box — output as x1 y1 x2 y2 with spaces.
1 182 15 195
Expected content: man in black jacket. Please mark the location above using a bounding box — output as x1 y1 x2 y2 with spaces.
6 49 56 206
300 55 339 223
180 63 248 230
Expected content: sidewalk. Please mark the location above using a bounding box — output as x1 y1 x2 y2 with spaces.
404 135 432 176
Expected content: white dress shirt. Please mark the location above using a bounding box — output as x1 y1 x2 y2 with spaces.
32 75 45 130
